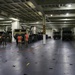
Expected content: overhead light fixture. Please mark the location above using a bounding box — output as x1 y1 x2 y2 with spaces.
4 21 12 23
27 1 35 9
1 24 11 25
0 18 4 20
36 21 39 24
65 18 68 20
51 14 53 17
66 13 69 16
9 18 19 21
38 12 42 15
67 4 71 7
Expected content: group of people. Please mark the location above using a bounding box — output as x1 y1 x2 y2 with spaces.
17 33 29 47
0 32 29 47
0 33 12 47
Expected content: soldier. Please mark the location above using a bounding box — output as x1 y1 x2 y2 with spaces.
2 33 7 47
25 32 29 47
17 34 22 47
0 34 2 45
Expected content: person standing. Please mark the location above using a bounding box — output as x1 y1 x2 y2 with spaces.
25 33 29 47
9 33 12 43
0 34 2 45
2 33 7 47
17 34 22 47
14 34 18 45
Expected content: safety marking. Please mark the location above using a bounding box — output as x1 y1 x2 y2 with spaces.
26 63 30 66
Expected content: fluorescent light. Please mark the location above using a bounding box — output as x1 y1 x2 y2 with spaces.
38 12 42 15
9 18 19 21
51 14 53 17
0 24 11 25
67 4 71 7
36 21 39 24
4 21 12 22
27 1 35 9
65 19 68 20
0 18 4 20
66 13 69 16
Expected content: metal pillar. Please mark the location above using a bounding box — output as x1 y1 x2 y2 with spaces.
43 15 46 44
33 26 37 34
61 28 62 40
73 28 75 40
12 20 21 42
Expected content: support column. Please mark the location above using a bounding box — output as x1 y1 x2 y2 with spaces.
73 28 75 40
12 20 21 42
6 26 8 31
61 28 63 40
52 29 54 39
43 15 46 44
33 26 37 34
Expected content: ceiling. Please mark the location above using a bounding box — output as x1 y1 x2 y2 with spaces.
0 0 75 29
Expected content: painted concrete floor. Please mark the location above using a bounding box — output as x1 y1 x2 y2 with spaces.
0 39 75 75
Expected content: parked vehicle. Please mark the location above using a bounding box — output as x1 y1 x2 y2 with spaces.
53 31 61 40
62 30 73 41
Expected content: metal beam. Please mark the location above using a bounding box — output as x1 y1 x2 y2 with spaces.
35 0 75 5
47 14 75 18
0 0 42 21
44 7 75 11
50 18 75 21
44 10 75 14
0 0 26 5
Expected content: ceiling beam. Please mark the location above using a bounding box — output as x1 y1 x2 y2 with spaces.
0 0 26 5
44 7 75 11
46 22 75 24
35 0 75 5
47 14 75 18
